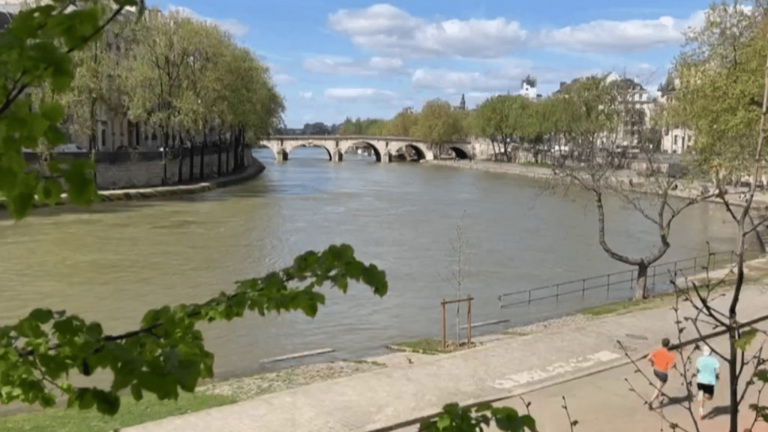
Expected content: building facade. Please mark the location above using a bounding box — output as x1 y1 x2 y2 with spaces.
656 76 694 154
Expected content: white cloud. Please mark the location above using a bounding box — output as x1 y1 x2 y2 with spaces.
412 69 515 92
298 91 313 100
411 62 604 96
328 4 709 57
324 88 398 102
167 5 249 38
273 74 296 85
303 56 404 76
328 4 527 59
536 11 703 53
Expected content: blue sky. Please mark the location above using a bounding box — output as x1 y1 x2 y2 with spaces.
156 0 708 127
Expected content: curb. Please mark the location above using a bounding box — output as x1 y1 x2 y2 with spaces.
97 159 265 202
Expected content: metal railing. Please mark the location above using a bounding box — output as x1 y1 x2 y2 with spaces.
498 250 735 309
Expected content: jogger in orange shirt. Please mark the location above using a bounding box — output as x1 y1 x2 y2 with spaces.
647 337 676 409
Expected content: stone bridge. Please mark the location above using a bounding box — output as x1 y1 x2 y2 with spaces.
259 135 473 162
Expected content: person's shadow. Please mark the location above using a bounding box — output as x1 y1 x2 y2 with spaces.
657 393 694 409
702 405 730 420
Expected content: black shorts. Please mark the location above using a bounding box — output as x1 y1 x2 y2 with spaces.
653 369 669 383
697 383 715 397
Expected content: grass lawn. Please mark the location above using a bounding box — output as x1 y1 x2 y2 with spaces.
0 392 237 432
388 338 446 354
580 265 768 317
518 161 551 168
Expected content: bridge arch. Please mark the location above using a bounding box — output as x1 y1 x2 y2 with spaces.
285 142 334 161
338 141 383 162
448 146 471 160
389 141 430 162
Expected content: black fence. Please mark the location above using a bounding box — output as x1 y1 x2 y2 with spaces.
497 250 735 309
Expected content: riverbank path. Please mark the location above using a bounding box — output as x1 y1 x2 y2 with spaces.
395 331 768 432
125 260 768 432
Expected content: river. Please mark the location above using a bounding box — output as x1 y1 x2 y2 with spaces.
0 147 744 379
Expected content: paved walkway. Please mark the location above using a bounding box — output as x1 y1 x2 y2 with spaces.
125 261 768 432
397 332 768 432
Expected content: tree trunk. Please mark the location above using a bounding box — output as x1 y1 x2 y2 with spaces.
226 132 231 174
162 130 169 186
217 134 222 177
89 132 98 188
177 146 183 184
176 130 183 184
200 131 206 180
234 128 241 170
633 262 649 300
728 325 739 432
188 135 195 182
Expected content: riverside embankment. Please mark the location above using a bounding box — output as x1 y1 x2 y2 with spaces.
0 153 265 211
429 159 768 209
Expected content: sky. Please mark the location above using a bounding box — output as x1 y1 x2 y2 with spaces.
154 0 709 128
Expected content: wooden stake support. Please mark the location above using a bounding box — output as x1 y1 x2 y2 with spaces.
440 295 473 351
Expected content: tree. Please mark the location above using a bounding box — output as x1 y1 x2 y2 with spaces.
518 98 552 164
473 95 527 161
59 0 128 156
439 212 471 344
415 99 464 159
552 76 712 300
0 1 387 418
174 18 230 181
675 2 768 430
121 8 198 184
386 107 419 137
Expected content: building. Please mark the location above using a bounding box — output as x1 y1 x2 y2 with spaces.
519 75 542 101
657 75 693 154
554 72 655 148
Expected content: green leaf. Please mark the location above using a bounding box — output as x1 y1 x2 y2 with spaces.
29 308 54 325
39 392 56 409
735 328 758 351
76 388 96 410
36 179 64 205
436 415 451 429
39 101 65 124
93 389 120 416
130 383 143 402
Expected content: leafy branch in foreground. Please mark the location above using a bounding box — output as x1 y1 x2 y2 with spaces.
0 0 147 219
0 244 387 415
419 402 537 432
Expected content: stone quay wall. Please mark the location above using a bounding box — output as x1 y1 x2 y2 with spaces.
24 147 255 190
